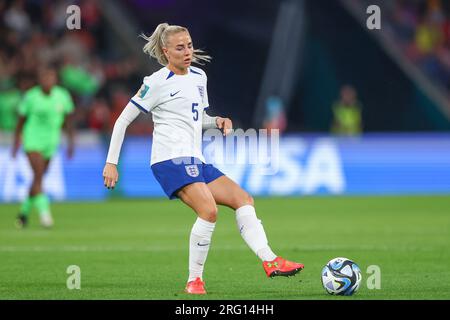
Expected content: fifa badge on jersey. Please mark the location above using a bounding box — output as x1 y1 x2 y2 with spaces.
138 84 150 98
197 86 204 103
185 165 200 177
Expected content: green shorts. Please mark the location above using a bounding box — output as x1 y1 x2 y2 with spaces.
23 139 58 159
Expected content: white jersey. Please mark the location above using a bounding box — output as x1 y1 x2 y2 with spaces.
131 66 209 165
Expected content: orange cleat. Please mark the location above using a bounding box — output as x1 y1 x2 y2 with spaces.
185 277 207 295
263 256 304 278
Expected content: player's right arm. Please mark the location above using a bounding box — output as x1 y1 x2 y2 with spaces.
12 116 26 158
103 102 140 189
103 76 159 189
12 89 32 158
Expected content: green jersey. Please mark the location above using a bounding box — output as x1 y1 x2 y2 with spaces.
18 85 74 156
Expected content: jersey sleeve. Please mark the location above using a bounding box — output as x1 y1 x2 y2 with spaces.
18 91 32 116
106 102 140 165
203 73 209 110
130 76 159 113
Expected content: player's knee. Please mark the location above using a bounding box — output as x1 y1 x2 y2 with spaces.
33 170 45 180
200 205 218 223
234 192 253 209
238 192 255 207
245 193 254 206
32 176 43 185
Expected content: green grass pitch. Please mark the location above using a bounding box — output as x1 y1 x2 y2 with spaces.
0 195 449 300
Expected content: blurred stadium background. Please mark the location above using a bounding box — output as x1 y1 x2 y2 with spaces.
1 0 450 200
1 0 450 300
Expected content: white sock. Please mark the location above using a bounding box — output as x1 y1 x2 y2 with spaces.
39 211 54 227
188 217 216 282
235 205 277 262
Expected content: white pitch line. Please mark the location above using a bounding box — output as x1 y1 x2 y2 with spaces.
0 245 245 252
0 244 443 253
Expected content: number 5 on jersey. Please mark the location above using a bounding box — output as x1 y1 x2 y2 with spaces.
192 103 199 121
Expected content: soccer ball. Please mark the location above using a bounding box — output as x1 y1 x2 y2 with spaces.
321 257 362 296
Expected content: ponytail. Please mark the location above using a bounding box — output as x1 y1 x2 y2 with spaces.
140 23 211 66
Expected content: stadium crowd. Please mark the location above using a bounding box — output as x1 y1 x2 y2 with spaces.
358 0 450 95
0 0 150 136
390 0 450 92
2 0 450 137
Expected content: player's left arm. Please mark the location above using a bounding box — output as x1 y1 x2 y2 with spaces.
202 111 233 136
63 112 75 159
62 89 76 159
216 116 233 136
201 72 232 135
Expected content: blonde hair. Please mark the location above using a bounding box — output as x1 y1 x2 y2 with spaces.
140 23 211 66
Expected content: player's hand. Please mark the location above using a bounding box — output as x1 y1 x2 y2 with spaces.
216 117 233 136
11 141 20 159
103 163 119 189
11 145 19 159
67 143 74 160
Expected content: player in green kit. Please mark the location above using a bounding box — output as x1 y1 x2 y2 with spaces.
12 67 75 228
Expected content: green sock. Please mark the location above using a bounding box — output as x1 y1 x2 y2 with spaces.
20 196 35 216
34 193 50 216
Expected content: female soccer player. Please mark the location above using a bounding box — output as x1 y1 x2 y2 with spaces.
103 23 304 295
13 66 75 228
